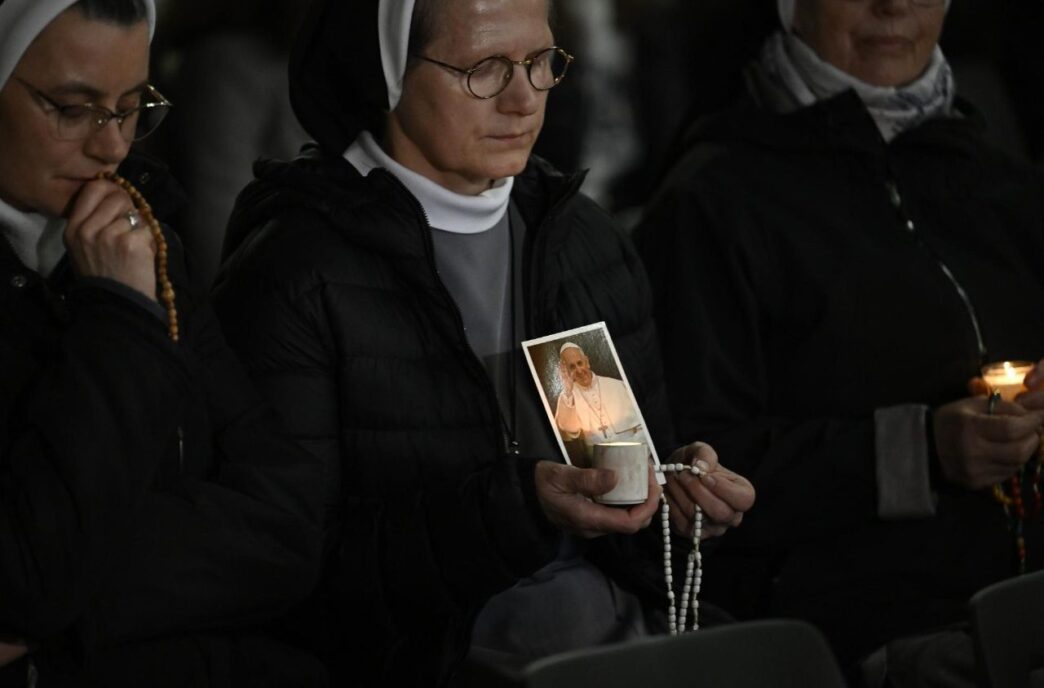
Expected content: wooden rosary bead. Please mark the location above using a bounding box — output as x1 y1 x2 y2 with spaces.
105 173 179 342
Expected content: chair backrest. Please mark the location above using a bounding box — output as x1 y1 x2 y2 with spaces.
970 570 1044 688
522 619 846 688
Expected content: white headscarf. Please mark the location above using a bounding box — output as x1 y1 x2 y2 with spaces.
761 0 955 142
0 0 157 274
0 0 157 90
378 0 415 111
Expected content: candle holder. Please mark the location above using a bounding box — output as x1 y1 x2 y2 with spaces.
592 442 648 505
981 361 1034 402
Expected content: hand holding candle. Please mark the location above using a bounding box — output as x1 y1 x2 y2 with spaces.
534 460 660 538
933 394 1041 490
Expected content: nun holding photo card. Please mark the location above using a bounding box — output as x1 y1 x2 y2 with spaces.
522 322 664 487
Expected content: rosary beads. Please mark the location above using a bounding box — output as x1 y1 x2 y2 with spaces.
653 462 704 634
992 431 1044 574
106 173 179 342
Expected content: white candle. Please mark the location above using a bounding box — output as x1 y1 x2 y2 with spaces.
981 360 1034 402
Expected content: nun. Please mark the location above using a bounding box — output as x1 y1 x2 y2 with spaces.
636 0 1044 685
212 0 754 685
0 1 323 685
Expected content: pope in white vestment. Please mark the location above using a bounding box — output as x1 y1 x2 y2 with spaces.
554 342 643 459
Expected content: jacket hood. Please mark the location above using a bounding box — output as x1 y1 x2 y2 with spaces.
290 0 390 154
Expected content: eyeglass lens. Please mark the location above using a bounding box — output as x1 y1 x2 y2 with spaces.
468 48 571 99
53 98 169 142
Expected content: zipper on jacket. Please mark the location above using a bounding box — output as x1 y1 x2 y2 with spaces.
177 426 185 473
378 171 516 455
377 168 586 456
884 178 988 363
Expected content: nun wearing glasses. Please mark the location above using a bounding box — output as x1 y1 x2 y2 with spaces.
636 0 1044 685
212 0 754 684
0 1 323 685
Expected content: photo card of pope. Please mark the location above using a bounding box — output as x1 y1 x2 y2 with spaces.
522 322 665 484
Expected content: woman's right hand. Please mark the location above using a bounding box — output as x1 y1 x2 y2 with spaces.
64 178 157 301
534 461 660 538
933 396 1042 489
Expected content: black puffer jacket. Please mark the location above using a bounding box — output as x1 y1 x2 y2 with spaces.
0 154 323 687
635 91 1044 666
212 147 672 686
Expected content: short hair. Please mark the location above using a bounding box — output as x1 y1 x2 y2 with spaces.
408 0 555 57
72 0 149 25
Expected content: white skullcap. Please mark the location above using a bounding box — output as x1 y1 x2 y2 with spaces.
378 0 416 111
0 0 157 91
778 0 950 31
560 342 583 355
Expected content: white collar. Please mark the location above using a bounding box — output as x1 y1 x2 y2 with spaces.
0 196 67 276
344 131 513 234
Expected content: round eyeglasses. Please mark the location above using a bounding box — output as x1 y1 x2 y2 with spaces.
17 78 172 143
412 47 574 100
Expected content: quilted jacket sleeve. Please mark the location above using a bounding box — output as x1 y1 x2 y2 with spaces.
634 179 879 548
77 231 325 647
0 281 192 639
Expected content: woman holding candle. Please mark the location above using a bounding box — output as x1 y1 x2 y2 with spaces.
0 0 324 684
635 0 1044 685
211 0 756 683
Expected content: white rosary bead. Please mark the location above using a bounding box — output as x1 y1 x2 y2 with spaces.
661 494 703 635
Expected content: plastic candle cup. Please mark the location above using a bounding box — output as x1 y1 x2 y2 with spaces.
981 361 1034 402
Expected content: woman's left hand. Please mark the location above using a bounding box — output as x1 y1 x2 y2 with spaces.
663 442 755 539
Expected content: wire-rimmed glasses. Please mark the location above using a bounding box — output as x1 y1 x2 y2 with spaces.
412 46 574 99
16 78 172 142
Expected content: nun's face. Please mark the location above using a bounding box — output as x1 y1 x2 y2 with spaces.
0 8 149 217
794 0 946 87
386 0 552 195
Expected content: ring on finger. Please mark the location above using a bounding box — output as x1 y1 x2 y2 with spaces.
125 209 141 230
